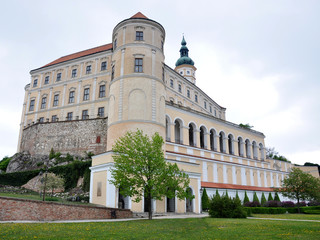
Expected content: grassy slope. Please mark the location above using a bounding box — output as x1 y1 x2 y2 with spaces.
1 217 320 240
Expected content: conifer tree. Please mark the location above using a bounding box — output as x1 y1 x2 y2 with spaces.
225 190 229 198
243 191 250 204
215 189 220 198
201 188 210 211
268 192 274 201
261 193 267 205
253 192 260 203
235 191 240 202
274 192 281 202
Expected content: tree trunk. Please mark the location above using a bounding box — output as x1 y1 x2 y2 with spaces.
148 193 152 220
297 198 300 214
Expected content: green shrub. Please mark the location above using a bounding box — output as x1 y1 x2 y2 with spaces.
261 193 267 206
235 191 240 201
49 148 55 160
243 191 250 204
268 193 274 201
253 192 260 204
82 167 91 192
45 196 59 201
209 194 247 218
244 207 286 214
0 156 11 171
274 192 281 202
201 188 210 211
303 210 320 214
0 169 40 186
286 207 298 213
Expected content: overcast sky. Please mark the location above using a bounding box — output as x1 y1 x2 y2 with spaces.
1 0 319 166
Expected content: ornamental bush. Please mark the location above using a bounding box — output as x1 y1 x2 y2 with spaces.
263 200 281 207
209 194 247 218
295 201 307 207
244 201 261 207
308 200 320 206
281 201 295 208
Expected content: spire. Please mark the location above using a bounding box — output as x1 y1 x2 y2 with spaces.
175 36 194 67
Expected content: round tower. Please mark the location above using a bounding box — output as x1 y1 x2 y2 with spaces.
175 36 197 84
106 12 166 150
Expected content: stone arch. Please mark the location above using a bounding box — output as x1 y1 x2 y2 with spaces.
199 125 208 149
228 133 235 154
245 139 251 158
209 128 217 151
238 136 244 157
219 131 226 153
186 187 194 212
174 118 183 144
188 122 197 147
259 143 265 160
252 141 258 159
128 89 146 120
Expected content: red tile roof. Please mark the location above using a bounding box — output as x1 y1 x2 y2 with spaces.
201 182 275 192
130 12 148 19
40 43 113 69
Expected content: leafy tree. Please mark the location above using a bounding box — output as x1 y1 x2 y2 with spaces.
0 156 11 171
253 192 260 204
40 173 64 195
261 193 267 206
274 192 281 202
239 123 253 129
209 194 246 218
243 191 250 204
266 147 289 162
276 168 320 212
201 188 210 211
268 193 274 201
110 130 190 220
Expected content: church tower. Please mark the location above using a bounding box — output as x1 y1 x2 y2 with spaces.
175 36 197 84
106 12 166 150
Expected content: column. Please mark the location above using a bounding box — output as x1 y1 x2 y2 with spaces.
34 90 41 122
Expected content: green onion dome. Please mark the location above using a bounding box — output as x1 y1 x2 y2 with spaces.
175 36 194 67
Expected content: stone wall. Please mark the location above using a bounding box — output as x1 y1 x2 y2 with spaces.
19 118 108 157
0 197 132 221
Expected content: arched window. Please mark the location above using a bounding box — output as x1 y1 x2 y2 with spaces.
252 141 258 159
245 139 251 158
174 119 182 144
166 188 175 212
238 137 244 157
200 126 207 149
189 123 196 147
186 187 193 212
210 129 216 151
259 143 265 160
219 131 226 153
228 134 234 154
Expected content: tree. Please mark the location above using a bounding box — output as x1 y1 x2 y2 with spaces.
201 188 209 211
268 193 274 201
209 194 247 218
274 192 281 202
239 123 253 129
266 147 289 162
110 130 190 220
253 192 260 204
243 191 250 204
276 168 320 212
40 173 64 195
261 193 267 206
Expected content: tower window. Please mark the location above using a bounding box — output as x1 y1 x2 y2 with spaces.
180 71 183 75
33 79 38 87
41 97 46 109
72 69 77 78
86 65 91 74
136 31 143 41
53 94 59 107
101 61 107 71
69 91 75 103
187 89 190 98
44 76 49 84
83 88 90 101
29 99 35 111
134 58 143 72
187 70 190 75
99 85 106 98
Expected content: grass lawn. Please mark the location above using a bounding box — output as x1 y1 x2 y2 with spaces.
1 217 320 240
252 214 320 221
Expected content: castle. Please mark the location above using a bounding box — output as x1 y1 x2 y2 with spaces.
18 12 293 213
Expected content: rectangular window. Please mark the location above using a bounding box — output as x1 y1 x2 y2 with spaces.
99 85 106 98
41 97 46 109
69 91 75 103
170 79 174 88
56 73 61 82
136 31 143 41
98 107 105 117
101 61 107 71
82 110 89 120
86 65 91 74
187 89 190 98
214 109 217 117
67 112 73 121
44 76 49 84
83 88 90 101
52 115 57 122
204 101 207 109
195 94 198 103
210 106 212 113
39 117 44 123
178 84 182 93
29 99 35 111
33 79 38 87
134 58 143 72
53 94 59 106
114 39 117 49
72 69 77 78
111 65 115 80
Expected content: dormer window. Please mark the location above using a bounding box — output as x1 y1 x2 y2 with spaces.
136 31 143 41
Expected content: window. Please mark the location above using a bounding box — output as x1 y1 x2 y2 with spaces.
44 76 49 84
53 94 59 106
69 91 75 103
52 115 57 122
82 110 89 120
86 65 91 74
33 79 38 87
39 117 44 123
72 69 77 78
187 89 190 98
187 70 190 75
101 61 107 71
170 79 174 88
195 94 198 102
111 65 115 80
67 112 73 121
178 84 182 93
204 101 207 109
29 99 35 111
210 106 212 113
99 85 106 98
136 31 143 41
41 97 46 109
56 73 61 82
214 109 217 116
114 39 117 49
134 58 143 72
98 107 104 117
83 88 90 101
180 71 183 75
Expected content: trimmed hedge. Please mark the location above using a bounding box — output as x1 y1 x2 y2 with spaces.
245 207 287 214
0 169 40 186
